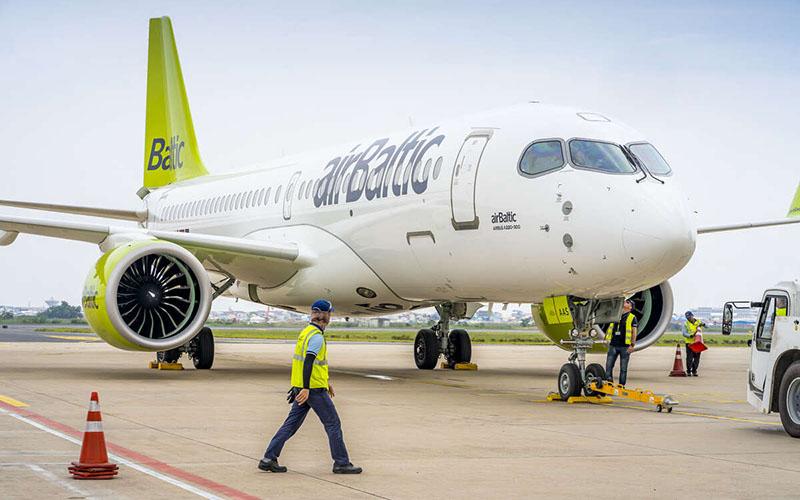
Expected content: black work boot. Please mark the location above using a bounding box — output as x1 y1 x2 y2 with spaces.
258 458 287 473
333 462 362 474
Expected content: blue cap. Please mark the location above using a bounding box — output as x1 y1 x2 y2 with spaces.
685 311 694 317
311 299 334 313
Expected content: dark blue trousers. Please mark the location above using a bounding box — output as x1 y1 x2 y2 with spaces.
605 345 631 386
264 388 350 466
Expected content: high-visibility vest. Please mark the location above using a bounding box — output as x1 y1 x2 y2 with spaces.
290 324 329 389
606 313 635 345
776 307 787 317
684 319 700 344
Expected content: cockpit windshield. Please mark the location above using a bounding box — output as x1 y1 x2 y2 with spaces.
568 139 636 174
628 143 672 176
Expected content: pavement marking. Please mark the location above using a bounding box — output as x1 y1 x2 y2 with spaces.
0 395 28 407
45 335 99 342
26 463 96 499
0 402 260 500
613 403 782 425
364 374 395 381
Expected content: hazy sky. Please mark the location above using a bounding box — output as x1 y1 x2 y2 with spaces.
1 1 799 314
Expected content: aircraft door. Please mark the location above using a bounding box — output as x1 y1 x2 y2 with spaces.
450 132 491 230
283 171 301 220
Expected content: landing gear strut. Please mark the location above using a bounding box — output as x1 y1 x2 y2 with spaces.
154 327 215 370
414 303 473 369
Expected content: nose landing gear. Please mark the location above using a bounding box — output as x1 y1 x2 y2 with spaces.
414 302 476 369
557 326 607 399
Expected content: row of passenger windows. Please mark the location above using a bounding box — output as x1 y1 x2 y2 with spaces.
519 139 671 177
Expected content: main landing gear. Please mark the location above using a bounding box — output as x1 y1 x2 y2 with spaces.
153 327 215 370
414 303 473 369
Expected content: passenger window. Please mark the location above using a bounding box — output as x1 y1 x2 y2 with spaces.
265 187 271 203
274 186 282 203
246 191 254 208
519 140 565 176
628 143 672 176
299 181 306 200
569 139 635 174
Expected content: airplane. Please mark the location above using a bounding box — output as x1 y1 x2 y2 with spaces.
2 17 799 398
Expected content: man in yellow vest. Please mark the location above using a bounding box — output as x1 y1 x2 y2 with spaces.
682 311 706 376
604 299 638 386
259 300 362 474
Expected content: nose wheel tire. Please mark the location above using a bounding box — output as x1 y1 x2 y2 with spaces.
189 327 214 370
449 329 472 364
558 363 583 400
778 362 800 438
414 329 439 369
583 363 606 397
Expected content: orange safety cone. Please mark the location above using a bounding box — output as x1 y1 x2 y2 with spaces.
68 392 118 479
669 343 687 377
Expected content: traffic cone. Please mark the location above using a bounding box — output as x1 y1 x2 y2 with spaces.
68 392 118 479
669 343 687 377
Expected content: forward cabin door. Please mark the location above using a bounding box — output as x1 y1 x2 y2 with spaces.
450 132 491 230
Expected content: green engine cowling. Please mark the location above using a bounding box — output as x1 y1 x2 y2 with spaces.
82 239 212 351
533 281 674 353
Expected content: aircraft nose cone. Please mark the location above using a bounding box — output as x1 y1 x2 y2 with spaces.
623 186 695 273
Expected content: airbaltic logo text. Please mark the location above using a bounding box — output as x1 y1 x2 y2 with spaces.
147 135 185 170
491 211 517 224
313 127 445 208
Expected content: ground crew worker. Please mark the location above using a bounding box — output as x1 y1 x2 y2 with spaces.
259 300 362 475
604 299 637 386
776 297 788 317
682 311 705 377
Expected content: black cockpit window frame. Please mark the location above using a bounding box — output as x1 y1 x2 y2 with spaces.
627 141 673 177
517 138 567 179
567 138 637 175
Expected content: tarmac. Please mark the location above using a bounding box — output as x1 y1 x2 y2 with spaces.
1 331 798 499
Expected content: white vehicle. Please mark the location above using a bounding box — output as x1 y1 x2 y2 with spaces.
1 17 799 396
723 282 800 437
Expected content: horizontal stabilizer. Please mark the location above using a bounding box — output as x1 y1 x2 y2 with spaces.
0 199 146 222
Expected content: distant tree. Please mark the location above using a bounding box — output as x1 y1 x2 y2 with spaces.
38 301 82 320
0 311 13 320
520 317 532 327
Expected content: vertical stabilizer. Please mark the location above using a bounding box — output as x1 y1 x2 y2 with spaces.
143 17 208 189
788 183 800 217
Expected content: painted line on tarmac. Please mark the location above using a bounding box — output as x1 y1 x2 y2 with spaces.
45 335 100 342
0 402 260 500
612 403 782 425
0 395 29 407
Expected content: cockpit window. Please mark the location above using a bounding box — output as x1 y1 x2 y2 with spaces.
519 140 565 177
568 139 636 174
628 142 672 176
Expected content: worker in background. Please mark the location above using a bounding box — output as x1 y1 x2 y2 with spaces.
776 297 788 317
604 299 638 386
259 300 362 475
682 311 706 377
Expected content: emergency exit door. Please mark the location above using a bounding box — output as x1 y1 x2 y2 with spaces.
283 171 301 220
450 133 490 230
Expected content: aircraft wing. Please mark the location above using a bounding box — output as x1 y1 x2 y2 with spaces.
0 214 312 285
697 218 800 235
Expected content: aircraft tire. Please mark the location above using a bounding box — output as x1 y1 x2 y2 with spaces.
778 362 800 438
414 329 439 370
558 363 582 400
449 329 472 363
191 327 214 370
583 363 606 397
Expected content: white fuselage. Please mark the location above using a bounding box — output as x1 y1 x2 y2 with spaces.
143 104 696 316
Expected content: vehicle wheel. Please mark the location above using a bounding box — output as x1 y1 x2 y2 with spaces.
414 329 439 369
449 329 472 364
191 327 214 370
584 363 606 397
157 348 181 364
558 363 583 400
778 362 800 437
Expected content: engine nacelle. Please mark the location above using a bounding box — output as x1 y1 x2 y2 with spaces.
533 281 674 353
82 239 212 351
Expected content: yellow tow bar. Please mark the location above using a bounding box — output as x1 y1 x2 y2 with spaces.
587 381 678 412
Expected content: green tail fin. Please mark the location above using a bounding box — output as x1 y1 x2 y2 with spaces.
789 183 800 217
143 17 208 189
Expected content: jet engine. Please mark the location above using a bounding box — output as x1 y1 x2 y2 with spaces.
532 280 674 353
82 240 212 351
